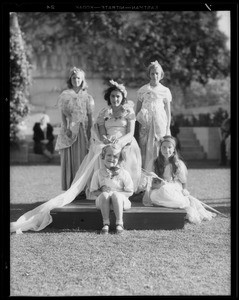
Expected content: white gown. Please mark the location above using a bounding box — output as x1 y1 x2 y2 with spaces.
136 83 172 168
142 160 216 224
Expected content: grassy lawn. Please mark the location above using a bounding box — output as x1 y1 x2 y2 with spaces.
10 165 231 296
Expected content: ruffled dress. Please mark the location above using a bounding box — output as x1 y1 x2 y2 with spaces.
142 159 216 224
136 83 172 169
55 89 94 190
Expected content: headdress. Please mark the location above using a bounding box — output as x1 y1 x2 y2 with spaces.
68 67 84 79
159 135 176 148
149 60 161 68
109 79 127 98
147 60 164 79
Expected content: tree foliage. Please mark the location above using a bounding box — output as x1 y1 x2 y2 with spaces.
17 11 229 98
10 13 31 144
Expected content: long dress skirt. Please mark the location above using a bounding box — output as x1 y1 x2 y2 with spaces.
60 124 88 190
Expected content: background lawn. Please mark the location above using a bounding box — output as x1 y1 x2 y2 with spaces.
10 165 231 296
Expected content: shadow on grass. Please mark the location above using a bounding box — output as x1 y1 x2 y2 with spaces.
10 202 46 222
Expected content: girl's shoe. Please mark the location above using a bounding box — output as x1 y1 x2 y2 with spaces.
100 224 109 234
116 224 124 234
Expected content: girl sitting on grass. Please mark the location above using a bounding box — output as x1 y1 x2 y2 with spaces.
90 144 134 234
142 135 216 224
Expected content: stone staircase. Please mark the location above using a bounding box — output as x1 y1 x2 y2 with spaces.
178 127 206 160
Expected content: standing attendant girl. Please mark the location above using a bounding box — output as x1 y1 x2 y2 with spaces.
143 136 216 224
55 67 94 190
90 144 134 234
136 61 172 169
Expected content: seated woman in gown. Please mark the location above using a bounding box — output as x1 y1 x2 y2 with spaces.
10 80 142 234
84 79 142 198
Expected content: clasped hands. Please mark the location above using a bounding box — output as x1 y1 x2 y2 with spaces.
100 185 112 193
102 135 119 145
41 139 49 144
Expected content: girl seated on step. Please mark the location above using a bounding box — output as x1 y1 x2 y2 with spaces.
90 144 134 234
142 135 216 224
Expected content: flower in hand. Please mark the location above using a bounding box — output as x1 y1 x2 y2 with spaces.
151 178 164 189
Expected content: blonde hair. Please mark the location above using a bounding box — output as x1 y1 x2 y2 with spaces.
66 67 88 90
101 144 124 164
147 61 164 80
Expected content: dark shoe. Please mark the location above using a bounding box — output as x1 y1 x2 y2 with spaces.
116 224 124 234
100 224 109 235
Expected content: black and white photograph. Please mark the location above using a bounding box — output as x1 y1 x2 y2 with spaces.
2 2 237 297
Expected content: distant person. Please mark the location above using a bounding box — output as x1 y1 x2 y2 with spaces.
170 114 181 151
33 114 54 161
90 144 134 234
219 117 230 166
225 132 231 166
135 60 172 169
142 136 216 224
55 67 95 190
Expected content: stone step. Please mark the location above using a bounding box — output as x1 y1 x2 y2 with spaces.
180 152 206 160
181 145 204 152
50 200 187 230
179 139 201 146
50 198 230 231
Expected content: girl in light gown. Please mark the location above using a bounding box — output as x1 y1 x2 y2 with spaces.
135 61 172 169
85 79 142 197
55 67 94 190
142 135 216 224
10 80 142 234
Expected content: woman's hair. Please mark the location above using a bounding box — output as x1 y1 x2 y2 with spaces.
101 144 124 164
40 114 50 124
153 135 180 179
147 60 164 80
66 67 88 90
104 80 127 106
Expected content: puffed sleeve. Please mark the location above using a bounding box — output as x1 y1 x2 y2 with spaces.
90 170 100 192
122 169 134 193
96 108 108 126
175 160 188 184
86 93 95 115
165 87 172 103
57 90 72 116
124 105 136 121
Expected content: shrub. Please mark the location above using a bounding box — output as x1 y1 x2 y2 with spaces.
10 12 31 144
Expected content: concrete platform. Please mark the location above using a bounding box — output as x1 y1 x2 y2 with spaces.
50 200 187 231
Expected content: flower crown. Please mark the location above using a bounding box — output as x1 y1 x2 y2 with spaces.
149 60 161 68
109 79 127 98
69 67 84 78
